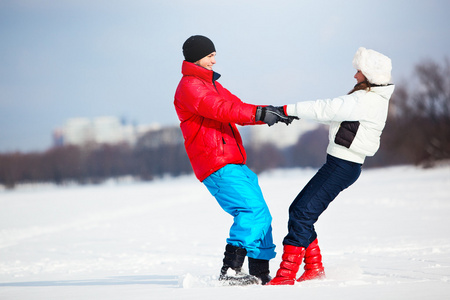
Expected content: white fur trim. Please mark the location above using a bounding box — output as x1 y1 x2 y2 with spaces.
352 47 392 85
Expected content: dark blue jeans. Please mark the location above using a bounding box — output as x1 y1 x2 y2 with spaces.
283 155 362 248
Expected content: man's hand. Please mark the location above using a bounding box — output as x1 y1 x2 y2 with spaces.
256 106 297 126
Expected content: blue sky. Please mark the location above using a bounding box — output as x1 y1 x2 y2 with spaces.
1 0 449 152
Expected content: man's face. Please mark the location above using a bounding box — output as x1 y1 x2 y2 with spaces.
195 52 216 70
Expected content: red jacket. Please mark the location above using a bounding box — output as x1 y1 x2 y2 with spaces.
174 61 258 181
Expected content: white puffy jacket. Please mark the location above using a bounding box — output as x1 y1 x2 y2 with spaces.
285 85 395 164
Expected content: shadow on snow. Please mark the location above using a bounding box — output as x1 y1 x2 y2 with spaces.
0 275 179 287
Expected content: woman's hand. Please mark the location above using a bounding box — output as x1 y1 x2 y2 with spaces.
256 106 298 126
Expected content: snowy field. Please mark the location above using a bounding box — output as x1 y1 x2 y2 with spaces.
1 165 449 300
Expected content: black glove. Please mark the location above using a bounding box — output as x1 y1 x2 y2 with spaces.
256 106 295 126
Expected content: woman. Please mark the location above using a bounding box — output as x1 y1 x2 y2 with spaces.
268 47 395 285
174 35 294 285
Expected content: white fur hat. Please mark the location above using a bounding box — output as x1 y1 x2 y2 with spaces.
352 47 392 85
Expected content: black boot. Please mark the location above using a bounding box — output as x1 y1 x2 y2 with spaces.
248 257 272 285
219 244 260 286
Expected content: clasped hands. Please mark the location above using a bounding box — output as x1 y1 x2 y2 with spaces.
256 106 299 126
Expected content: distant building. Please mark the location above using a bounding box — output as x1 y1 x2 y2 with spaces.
136 126 184 149
62 118 94 145
52 128 64 147
53 116 317 150
53 116 161 148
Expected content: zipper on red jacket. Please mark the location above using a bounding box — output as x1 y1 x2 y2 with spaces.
229 123 245 161
212 71 244 161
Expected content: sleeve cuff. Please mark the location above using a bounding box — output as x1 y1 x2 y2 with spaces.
285 104 297 116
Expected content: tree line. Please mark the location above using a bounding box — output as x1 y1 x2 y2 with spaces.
0 142 193 189
1 58 449 189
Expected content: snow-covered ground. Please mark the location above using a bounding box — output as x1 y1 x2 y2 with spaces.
1 165 449 300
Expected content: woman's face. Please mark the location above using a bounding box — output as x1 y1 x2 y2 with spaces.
354 70 366 83
195 52 216 70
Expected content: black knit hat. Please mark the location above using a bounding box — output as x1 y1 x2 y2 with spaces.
182 35 216 63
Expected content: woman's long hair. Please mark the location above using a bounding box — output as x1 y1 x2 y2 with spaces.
348 80 372 95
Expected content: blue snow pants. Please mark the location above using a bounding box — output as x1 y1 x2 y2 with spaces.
283 155 362 248
203 164 276 260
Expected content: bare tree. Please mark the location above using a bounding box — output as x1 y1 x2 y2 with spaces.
385 57 450 166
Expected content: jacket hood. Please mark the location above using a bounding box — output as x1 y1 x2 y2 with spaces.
370 84 395 100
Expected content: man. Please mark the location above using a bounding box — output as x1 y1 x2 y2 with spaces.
174 35 293 285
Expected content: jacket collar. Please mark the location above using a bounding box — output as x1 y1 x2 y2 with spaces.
371 84 395 100
181 60 221 83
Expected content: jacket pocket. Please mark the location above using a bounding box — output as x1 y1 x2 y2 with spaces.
334 121 360 148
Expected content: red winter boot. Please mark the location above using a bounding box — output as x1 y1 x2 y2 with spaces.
297 239 325 282
267 245 305 285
